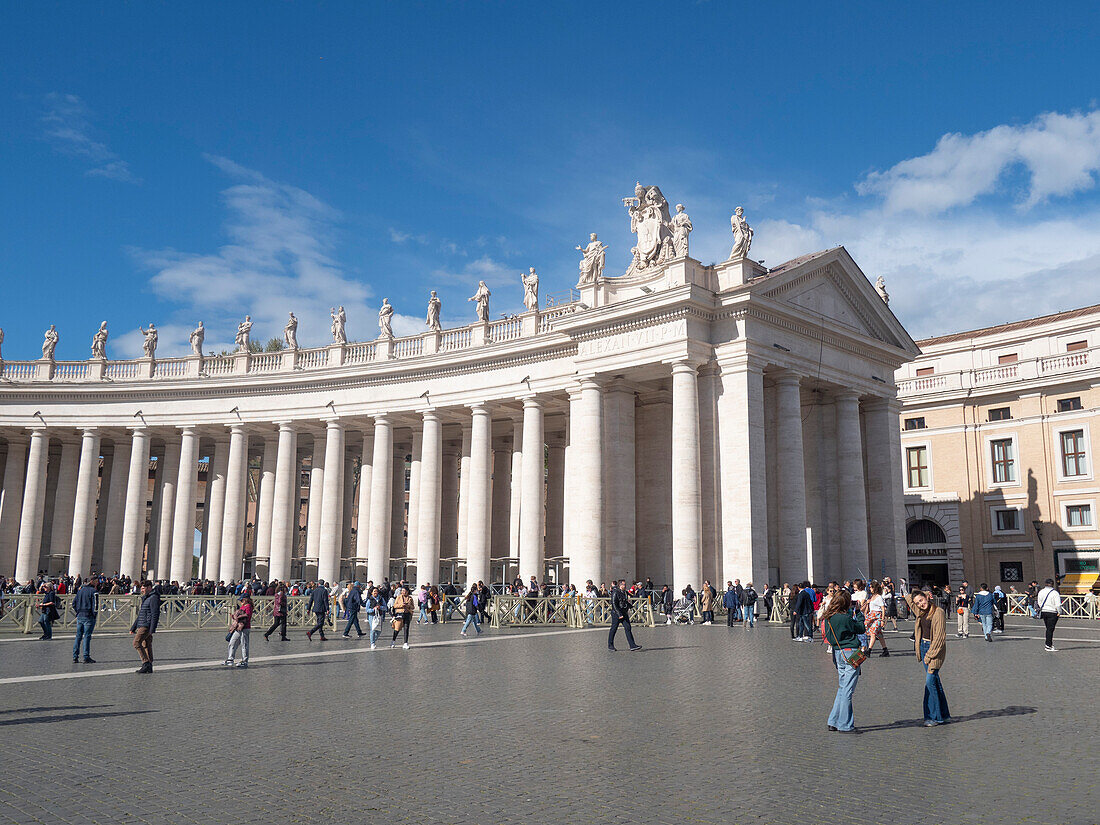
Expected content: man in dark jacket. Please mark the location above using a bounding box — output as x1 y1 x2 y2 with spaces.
129 581 160 674
794 582 816 641
342 583 365 638
72 579 99 663
306 582 330 641
742 583 758 628
722 582 740 627
608 580 642 652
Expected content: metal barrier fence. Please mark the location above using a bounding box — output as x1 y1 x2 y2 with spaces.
1006 592 1099 619
489 595 655 628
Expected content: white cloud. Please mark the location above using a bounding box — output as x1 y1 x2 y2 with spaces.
41 93 139 183
130 156 376 354
857 109 1100 214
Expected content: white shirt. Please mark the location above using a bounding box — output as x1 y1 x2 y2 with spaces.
868 595 885 615
852 589 868 605
1037 587 1061 614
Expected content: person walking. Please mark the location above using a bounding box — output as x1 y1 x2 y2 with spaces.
820 590 866 734
428 584 441 624
661 584 674 625
460 586 483 637
71 578 99 663
306 581 329 641
35 581 59 640
1026 580 1040 619
742 583 758 628
972 583 995 642
955 581 971 638
882 577 899 631
391 585 414 649
264 582 289 641
905 588 951 726
794 582 816 641
608 580 642 651
1037 578 1062 651
342 582 365 638
864 581 891 657
225 592 253 668
723 582 740 627
476 581 491 625
416 584 430 624
991 585 1007 633
364 585 385 648
129 581 161 674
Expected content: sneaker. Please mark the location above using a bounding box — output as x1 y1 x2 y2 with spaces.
341 633 350 638
923 720 942 727
460 631 467 637
370 643 376 650
608 646 617 652
224 659 233 666
306 631 312 641
985 634 992 642
879 649 890 657
235 661 248 668
1044 645 1058 651
73 656 79 663
83 657 95 664
402 643 410 649
629 645 642 651
390 643 396 648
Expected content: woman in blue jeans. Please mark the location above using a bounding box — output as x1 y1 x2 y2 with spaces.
907 589 951 726
820 590 866 734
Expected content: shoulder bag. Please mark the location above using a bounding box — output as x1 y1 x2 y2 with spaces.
826 619 868 668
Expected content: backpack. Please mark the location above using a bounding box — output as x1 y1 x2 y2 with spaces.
744 589 758 605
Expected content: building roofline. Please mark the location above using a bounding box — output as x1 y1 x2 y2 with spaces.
917 302 1100 347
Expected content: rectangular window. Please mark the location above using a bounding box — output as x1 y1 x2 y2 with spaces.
904 417 926 430
906 446 929 488
989 407 1012 421
1057 396 1082 412
994 509 1020 532
1066 504 1092 527
1061 429 1087 477
1067 340 1088 352
990 438 1016 484
915 367 934 377
997 353 1018 364
999 562 1023 582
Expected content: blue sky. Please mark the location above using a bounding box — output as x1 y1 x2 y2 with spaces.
2 2 1100 359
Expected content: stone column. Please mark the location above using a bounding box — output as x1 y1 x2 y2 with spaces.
268 423 298 582
774 372 809 583
835 392 870 580
864 398 908 582
603 381 636 580
545 436 565 562
119 428 151 579
366 416 393 584
508 420 523 562
466 403 492 587
68 428 101 578
456 424 472 564
440 443 459 560
253 437 278 573
101 440 131 575
317 419 345 584
305 431 326 568
355 431 373 568
416 411 443 585
219 426 249 583
14 429 49 582
569 381 604 587
0 435 27 578
671 361 703 593
406 428 423 570
340 452 356 573
390 440 406 567
201 437 230 581
715 358 770 586
490 439 511 561
151 438 180 579
519 396 545 582
48 439 80 567
169 428 199 582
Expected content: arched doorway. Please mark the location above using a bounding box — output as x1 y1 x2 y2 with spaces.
906 518 949 587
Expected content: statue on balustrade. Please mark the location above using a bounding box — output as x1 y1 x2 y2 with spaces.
729 206 753 260
139 323 158 359
671 204 693 258
426 291 442 332
468 281 491 322
330 306 347 344
624 183 674 273
284 312 298 350
378 298 394 339
189 321 205 356
875 276 890 305
235 316 252 353
90 321 108 359
576 233 607 284
42 325 59 361
521 267 539 311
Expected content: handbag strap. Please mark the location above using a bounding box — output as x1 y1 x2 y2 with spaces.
825 617 841 649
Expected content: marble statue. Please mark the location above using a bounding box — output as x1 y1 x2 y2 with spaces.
875 276 890 305
330 306 347 344
91 321 108 359
670 204 693 258
42 325 58 361
576 233 607 284
284 312 298 350
521 267 539 311
625 183 673 269
189 321 205 356
468 280 491 322
139 323 158 359
426 291 442 332
729 206 754 260
378 298 394 338
235 316 252 353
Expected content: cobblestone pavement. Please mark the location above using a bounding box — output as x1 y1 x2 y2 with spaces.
0 616 1097 825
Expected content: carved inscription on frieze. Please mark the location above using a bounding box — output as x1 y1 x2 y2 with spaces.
577 319 687 358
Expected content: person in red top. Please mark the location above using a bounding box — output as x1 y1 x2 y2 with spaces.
225 592 253 668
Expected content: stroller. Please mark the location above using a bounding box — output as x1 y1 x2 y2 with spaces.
672 597 696 624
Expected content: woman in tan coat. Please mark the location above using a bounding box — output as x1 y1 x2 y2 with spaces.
906 589 951 726
700 583 714 625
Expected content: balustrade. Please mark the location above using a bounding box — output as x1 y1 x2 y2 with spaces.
0 361 37 380
345 342 376 363
248 352 282 373
53 362 88 380
393 337 423 358
154 358 189 378
296 348 329 369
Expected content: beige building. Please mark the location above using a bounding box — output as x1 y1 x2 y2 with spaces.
897 304 1100 593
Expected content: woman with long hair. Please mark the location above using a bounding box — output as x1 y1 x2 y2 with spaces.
820 589 866 733
460 585 483 637
390 585 414 649
428 584 441 624
864 580 891 658
263 582 288 641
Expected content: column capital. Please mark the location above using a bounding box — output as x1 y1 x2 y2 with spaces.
771 369 802 388
520 394 545 408
79 427 102 437
715 351 768 374
670 359 703 376
323 418 345 431
370 412 391 425
861 395 899 412
421 408 440 423
226 423 249 436
833 390 863 404
274 420 297 432
467 402 492 415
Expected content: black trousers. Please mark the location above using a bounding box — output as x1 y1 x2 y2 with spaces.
309 612 327 638
726 609 736 626
392 612 412 644
790 613 800 638
608 614 637 649
265 614 287 640
1042 612 1058 647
